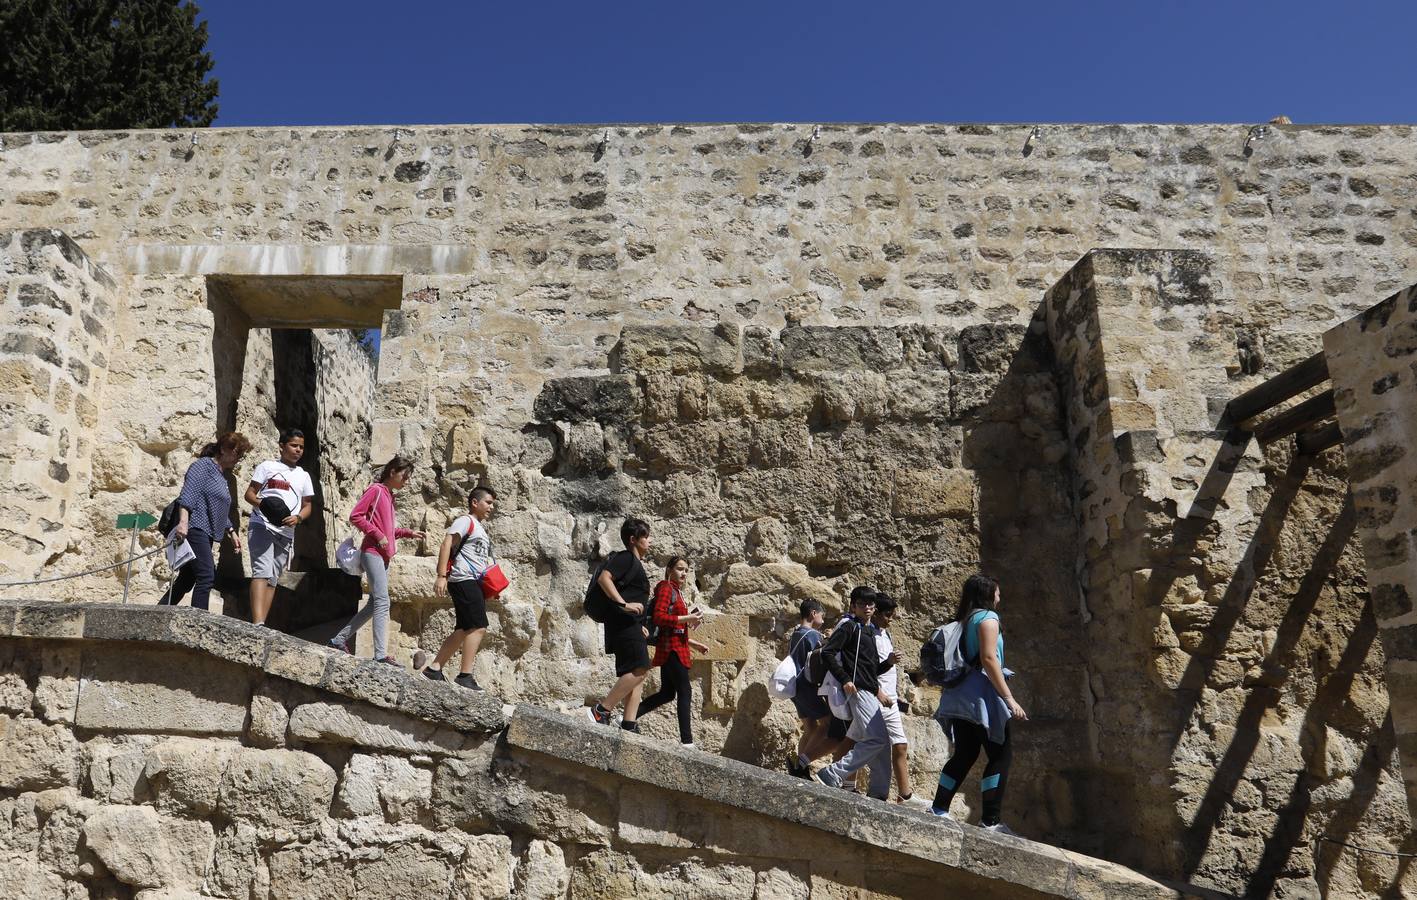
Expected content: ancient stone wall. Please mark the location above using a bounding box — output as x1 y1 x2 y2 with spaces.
0 601 1189 900
4 123 1417 895
1325 283 1417 820
1047 250 1405 896
0 231 118 580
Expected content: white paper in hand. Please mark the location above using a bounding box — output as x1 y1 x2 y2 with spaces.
165 538 195 570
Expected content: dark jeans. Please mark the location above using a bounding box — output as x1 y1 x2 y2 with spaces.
159 529 215 610
637 655 693 743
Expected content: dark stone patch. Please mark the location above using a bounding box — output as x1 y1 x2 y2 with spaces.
1363 530 1411 570
1384 321 1417 358
1348 177 1379 197
67 359 89 387
882 242 904 261
393 160 430 183
1373 583 1413 621
957 323 1027 374
626 242 655 261
18 283 70 314
81 312 106 340
864 194 898 210
1373 372 1400 395
1103 192 1141 212
570 191 606 210
533 375 638 425
577 253 618 271
858 275 886 291
1 333 61 367
383 310 408 339
1356 232 1386 245
1355 485 1399 530
1116 430 1164 464
1179 145 1215 165
1345 442 1406 484
48 461 69 483
1379 623 1417 661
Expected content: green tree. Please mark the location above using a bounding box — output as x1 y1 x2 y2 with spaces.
0 0 218 132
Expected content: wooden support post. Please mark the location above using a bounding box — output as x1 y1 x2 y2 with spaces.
1296 421 1343 457
1227 352 1330 425
1253 389 1337 444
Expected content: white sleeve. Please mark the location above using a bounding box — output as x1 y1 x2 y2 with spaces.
298 468 315 498
251 460 273 487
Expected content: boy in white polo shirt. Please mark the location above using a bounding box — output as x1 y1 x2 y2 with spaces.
873 593 925 806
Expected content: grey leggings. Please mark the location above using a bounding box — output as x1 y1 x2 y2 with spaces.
333 551 390 659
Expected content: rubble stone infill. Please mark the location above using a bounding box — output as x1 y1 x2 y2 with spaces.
0 599 1218 899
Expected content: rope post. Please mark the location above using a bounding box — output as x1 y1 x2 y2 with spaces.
122 524 137 605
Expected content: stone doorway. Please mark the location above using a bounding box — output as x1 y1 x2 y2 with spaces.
204 274 400 631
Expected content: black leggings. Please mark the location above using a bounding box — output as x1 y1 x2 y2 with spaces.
933 719 1012 825
637 655 693 744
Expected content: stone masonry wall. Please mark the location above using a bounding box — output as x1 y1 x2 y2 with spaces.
0 231 118 580
1047 250 1406 897
4 123 1417 894
1325 284 1417 823
0 601 1191 900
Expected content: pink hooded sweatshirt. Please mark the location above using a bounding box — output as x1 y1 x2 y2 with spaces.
349 482 417 563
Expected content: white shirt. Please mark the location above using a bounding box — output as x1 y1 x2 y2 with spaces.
249 460 315 539
876 628 898 700
446 514 493 582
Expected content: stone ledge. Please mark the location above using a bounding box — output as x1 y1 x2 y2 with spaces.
506 705 1211 900
0 600 506 735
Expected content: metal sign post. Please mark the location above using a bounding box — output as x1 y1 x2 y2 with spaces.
115 512 157 604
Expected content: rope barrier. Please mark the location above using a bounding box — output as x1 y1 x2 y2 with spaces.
1318 836 1417 859
0 540 171 587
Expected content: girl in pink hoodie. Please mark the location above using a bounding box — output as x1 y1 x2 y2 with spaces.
329 456 426 664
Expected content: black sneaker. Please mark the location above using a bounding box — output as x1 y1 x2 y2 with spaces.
620 720 640 734
585 704 612 725
454 673 483 691
787 758 810 779
422 667 446 682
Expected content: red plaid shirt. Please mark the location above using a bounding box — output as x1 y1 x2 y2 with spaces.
650 580 691 668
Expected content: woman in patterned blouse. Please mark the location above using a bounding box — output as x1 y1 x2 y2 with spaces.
636 557 708 747
161 431 252 610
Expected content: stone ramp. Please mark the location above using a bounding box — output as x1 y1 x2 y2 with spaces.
0 600 1225 898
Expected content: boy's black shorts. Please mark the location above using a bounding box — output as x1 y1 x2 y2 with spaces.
449 578 488 631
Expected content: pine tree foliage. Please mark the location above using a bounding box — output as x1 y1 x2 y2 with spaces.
0 0 218 131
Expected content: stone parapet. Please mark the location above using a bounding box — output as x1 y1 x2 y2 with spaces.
0 599 1213 899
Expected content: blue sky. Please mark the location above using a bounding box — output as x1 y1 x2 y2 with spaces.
202 1 1415 126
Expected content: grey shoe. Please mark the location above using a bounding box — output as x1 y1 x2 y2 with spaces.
814 768 842 789
983 822 1017 836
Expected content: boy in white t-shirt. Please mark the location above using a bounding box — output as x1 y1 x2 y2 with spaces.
243 429 316 626
873 593 925 807
419 486 497 691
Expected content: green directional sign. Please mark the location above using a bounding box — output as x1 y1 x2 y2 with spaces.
115 512 158 530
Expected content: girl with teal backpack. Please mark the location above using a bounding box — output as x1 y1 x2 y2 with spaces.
929 574 1028 834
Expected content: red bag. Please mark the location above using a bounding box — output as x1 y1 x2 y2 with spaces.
480 564 509 599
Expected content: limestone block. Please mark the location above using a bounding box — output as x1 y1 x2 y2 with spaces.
267 839 354 899
0 862 83 900
514 839 569 900
891 468 974 519
288 700 468 755
692 612 751 662
336 753 432 824
450 833 515 899
498 600 539 658
351 841 457 897
143 736 236 817
432 753 614 845
248 688 289 748
33 645 81 723
34 788 100 879
82 806 213 891
0 670 32 713
76 647 250 735
718 561 840 614
0 714 80 791
704 661 744 714
87 735 158 804
217 747 337 828
746 517 789 564
208 824 264 900
755 866 811 900
446 422 487 471
614 324 741 375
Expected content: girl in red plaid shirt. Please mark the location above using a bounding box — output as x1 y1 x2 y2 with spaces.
637 557 709 746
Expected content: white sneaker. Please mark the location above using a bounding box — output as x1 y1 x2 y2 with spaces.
983 822 1017 836
929 807 952 820
681 742 698 750
896 795 932 810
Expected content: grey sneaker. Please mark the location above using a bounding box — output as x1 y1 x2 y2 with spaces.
983 822 1017 836
454 673 483 691
814 768 842 789
930 807 953 820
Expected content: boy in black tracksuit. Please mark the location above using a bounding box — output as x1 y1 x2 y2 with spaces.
815 587 896 800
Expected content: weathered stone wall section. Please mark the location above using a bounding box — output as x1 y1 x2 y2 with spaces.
0 230 118 579
0 602 1192 900
1325 284 1417 810
1047 251 1403 896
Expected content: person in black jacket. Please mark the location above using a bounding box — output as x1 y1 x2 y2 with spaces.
814 586 896 800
